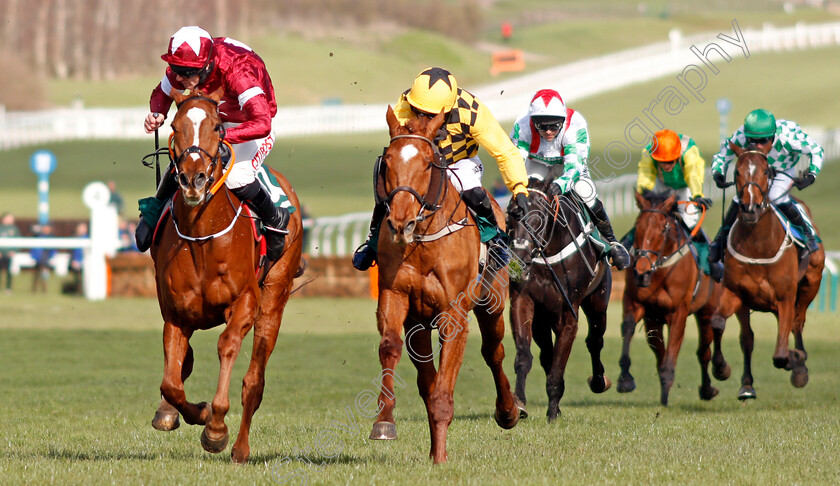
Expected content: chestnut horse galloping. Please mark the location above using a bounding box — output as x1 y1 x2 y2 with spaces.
508 175 612 421
149 90 304 463
617 192 731 406
717 144 824 400
369 106 519 463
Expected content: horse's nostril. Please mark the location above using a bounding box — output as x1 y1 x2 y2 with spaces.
194 173 207 190
178 173 189 187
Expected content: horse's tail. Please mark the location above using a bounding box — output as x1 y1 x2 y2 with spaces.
295 257 308 278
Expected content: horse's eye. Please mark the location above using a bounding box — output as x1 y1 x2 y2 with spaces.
215 124 222 132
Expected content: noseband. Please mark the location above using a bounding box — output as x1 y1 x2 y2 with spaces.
378 134 448 223
735 150 773 213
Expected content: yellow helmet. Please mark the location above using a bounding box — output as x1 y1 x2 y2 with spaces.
406 67 458 114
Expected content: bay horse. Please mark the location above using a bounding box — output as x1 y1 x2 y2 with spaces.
716 143 824 400
507 175 612 421
616 191 731 405
368 106 519 463
148 89 304 463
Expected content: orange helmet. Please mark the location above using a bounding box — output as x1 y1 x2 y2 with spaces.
650 129 682 162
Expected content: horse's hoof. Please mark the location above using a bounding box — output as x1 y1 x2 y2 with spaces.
738 385 757 401
617 376 636 393
494 403 520 430
231 447 249 464
712 363 731 381
151 410 180 431
791 368 809 388
546 409 561 423
200 426 229 454
515 398 528 419
588 375 612 394
369 421 397 440
699 386 719 401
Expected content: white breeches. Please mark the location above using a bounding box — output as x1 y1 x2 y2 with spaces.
222 122 276 189
447 156 484 193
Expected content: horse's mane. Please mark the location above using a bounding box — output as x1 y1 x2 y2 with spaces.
643 190 676 208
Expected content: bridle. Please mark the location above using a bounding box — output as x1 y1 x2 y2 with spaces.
376 134 449 224
734 149 774 214
632 208 688 276
169 95 229 198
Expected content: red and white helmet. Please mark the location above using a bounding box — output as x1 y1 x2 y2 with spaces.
528 89 566 121
161 26 214 68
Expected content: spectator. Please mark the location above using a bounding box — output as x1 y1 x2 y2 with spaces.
107 180 125 216
30 224 56 293
65 222 88 295
0 212 21 294
120 220 140 253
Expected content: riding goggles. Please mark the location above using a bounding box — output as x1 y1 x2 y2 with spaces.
169 64 202 78
534 121 562 132
411 105 437 119
746 136 773 145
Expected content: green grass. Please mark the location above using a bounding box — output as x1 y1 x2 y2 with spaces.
0 279 839 484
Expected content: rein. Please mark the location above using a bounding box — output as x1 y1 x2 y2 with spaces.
734 150 773 213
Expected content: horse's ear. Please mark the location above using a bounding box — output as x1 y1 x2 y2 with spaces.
386 105 400 135
170 89 187 106
207 87 225 103
426 110 446 137
730 141 743 156
634 189 647 210
664 191 677 211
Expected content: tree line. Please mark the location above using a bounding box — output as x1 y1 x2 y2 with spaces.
0 0 482 81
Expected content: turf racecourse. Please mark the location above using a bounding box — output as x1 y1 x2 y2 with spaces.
1 279 839 485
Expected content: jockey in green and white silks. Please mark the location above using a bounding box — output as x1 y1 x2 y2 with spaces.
709 108 823 264
510 89 630 270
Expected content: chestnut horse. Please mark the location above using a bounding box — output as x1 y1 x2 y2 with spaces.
508 175 612 421
616 191 731 405
717 144 824 400
149 90 304 463
369 106 519 463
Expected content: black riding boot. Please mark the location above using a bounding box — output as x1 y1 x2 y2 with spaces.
692 227 724 282
462 187 509 269
135 165 179 252
352 202 386 271
590 199 630 270
708 200 739 263
232 180 289 261
778 201 819 253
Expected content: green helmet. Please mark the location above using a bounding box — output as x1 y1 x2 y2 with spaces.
744 109 777 138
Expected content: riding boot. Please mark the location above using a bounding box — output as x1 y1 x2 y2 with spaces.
693 227 724 282
232 180 289 261
462 187 509 269
778 201 819 253
352 202 386 271
135 165 179 252
590 199 630 270
708 200 739 264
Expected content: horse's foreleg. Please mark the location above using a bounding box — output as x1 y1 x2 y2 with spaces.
474 300 520 429
581 285 611 396
737 305 756 400
203 296 258 455
231 288 289 464
153 344 195 431
618 298 644 394
658 307 689 406
508 293 535 416
404 323 438 456
427 313 469 464
695 314 719 401
370 290 408 440
772 298 795 371
545 311 577 422
159 324 211 427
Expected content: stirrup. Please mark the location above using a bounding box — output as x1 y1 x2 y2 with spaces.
487 235 510 270
609 242 630 270
352 242 377 271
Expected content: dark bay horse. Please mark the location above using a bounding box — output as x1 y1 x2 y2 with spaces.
617 191 731 405
717 144 824 400
369 106 519 463
149 89 304 463
508 176 612 421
